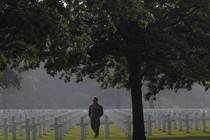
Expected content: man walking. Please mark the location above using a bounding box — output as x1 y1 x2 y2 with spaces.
88 97 103 138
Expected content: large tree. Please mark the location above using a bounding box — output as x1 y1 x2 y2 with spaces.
63 1 210 139
1 0 210 139
65 1 210 139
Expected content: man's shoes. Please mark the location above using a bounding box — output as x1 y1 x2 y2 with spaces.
94 134 98 138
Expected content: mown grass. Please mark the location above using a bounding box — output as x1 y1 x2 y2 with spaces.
147 122 210 140
1 123 210 140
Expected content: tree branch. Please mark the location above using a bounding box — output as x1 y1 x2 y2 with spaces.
172 6 202 26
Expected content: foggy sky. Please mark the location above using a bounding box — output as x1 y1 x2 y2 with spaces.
1 68 210 109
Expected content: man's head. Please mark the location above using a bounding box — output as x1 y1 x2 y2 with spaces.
92 97 98 102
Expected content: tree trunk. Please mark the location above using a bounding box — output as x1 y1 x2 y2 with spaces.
128 59 146 140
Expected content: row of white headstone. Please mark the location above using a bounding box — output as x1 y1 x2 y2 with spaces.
108 109 210 136
0 109 87 140
105 109 132 137
0 110 121 140
1 109 210 139
0 109 114 140
75 114 114 140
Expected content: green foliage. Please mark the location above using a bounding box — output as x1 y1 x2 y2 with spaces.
59 0 155 87
1 0 210 96
143 0 210 99
0 0 72 71
58 0 210 100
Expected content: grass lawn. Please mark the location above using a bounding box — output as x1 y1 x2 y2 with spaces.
147 128 210 140
1 123 210 140
146 123 210 140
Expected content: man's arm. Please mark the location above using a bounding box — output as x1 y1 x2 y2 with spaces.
88 105 91 117
99 105 103 117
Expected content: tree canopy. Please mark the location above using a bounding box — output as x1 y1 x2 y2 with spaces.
0 0 71 71
1 0 210 139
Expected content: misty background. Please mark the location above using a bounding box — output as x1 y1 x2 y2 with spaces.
1 68 210 109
